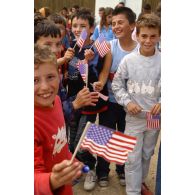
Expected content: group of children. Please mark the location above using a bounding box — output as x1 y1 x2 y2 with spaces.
34 4 161 195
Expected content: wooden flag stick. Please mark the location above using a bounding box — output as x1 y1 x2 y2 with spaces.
73 42 77 50
85 62 89 87
69 122 91 164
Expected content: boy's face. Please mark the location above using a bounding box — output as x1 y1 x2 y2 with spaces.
71 17 93 42
136 27 160 56
112 14 135 39
34 62 60 108
36 35 62 58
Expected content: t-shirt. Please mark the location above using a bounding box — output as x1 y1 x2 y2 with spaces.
34 96 73 195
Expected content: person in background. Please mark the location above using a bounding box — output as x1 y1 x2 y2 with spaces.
138 3 152 20
95 7 105 25
71 5 80 15
115 1 125 8
92 7 115 42
39 6 52 18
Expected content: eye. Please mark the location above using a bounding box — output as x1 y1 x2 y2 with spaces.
141 35 147 38
112 22 116 27
34 78 39 84
47 75 55 80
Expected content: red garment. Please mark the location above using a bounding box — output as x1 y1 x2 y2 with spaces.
34 96 73 195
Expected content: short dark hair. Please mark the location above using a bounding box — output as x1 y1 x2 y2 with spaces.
34 20 61 43
74 8 94 27
112 7 136 24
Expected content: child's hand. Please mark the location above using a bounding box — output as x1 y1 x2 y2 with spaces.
64 48 75 62
50 160 83 191
92 81 104 92
72 87 99 110
150 103 161 115
84 49 95 62
127 102 142 115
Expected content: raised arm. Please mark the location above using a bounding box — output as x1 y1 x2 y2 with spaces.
93 50 112 92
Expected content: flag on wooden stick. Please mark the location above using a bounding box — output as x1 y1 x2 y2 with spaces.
80 123 137 165
76 29 87 50
146 112 160 129
94 34 110 57
77 60 88 85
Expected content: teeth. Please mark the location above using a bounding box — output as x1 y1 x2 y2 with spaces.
39 93 52 98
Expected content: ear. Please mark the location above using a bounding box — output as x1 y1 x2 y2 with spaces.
129 23 136 32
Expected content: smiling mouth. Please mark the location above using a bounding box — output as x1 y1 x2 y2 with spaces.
38 92 53 98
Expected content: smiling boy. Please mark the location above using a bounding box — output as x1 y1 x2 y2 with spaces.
112 13 161 195
34 45 83 195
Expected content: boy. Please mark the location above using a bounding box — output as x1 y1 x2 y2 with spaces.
34 45 83 195
93 6 137 187
112 13 161 195
67 9 108 191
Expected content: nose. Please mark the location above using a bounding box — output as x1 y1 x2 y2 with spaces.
146 37 151 43
40 80 49 90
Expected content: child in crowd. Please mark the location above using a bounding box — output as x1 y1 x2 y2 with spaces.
92 7 115 42
95 7 105 25
67 9 108 191
48 13 70 50
94 6 137 187
112 13 161 195
34 45 83 195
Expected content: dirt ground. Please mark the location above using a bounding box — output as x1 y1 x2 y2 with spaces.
73 135 160 195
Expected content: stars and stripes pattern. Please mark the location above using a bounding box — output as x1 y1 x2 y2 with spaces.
146 112 161 129
80 123 137 165
94 34 110 58
77 60 88 83
76 29 87 49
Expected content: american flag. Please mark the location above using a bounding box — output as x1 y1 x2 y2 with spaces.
77 60 88 83
94 34 110 58
80 123 137 165
76 29 87 49
146 112 161 129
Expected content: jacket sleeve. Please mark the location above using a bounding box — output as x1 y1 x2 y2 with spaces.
111 57 132 107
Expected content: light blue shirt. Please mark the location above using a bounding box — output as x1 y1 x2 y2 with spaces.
92 25 115 42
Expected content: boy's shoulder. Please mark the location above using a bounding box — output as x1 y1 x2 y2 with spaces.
123 48 138 60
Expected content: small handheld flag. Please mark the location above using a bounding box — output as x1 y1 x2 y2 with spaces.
146 112 160 129
80 123 137 165
94 34 110 58
76 29 87 50
77 60 88 85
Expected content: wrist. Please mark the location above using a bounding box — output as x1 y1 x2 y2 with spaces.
72 100 79 110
